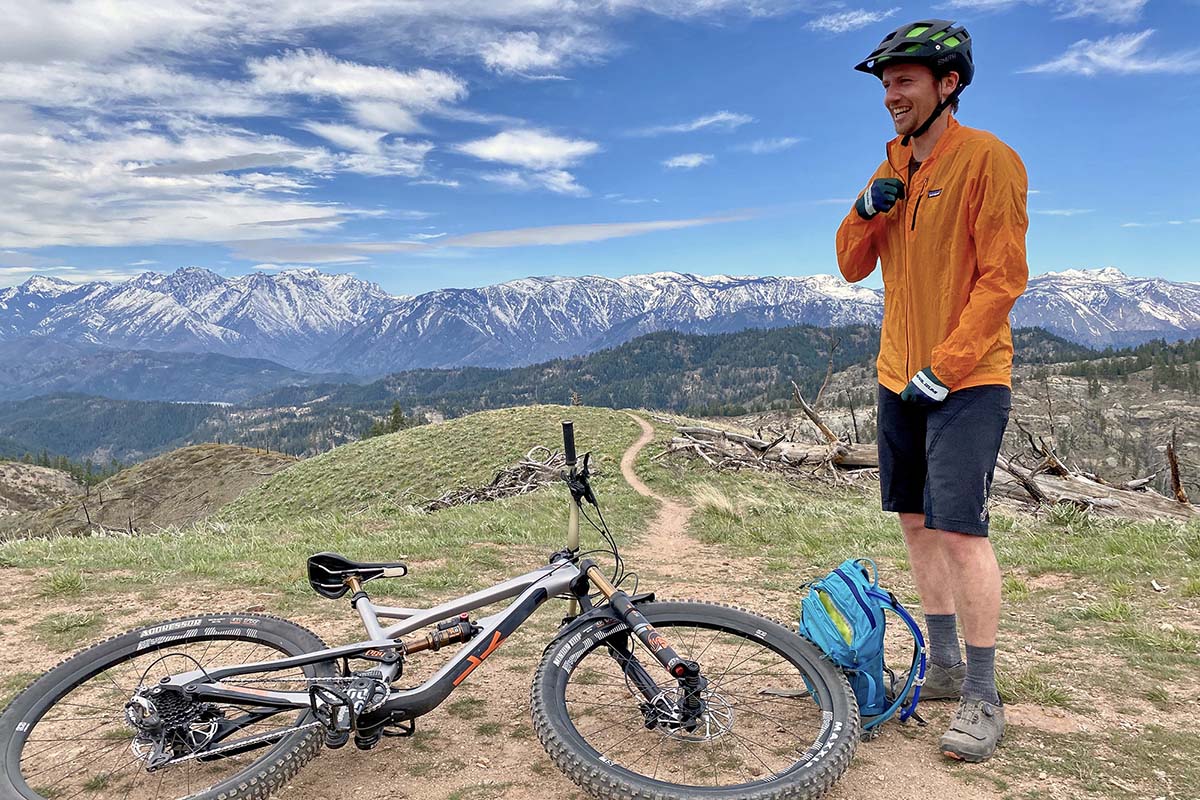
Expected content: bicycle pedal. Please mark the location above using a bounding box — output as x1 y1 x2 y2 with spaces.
325 729 350 749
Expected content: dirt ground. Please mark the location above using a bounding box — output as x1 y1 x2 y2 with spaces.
0 413 1191 799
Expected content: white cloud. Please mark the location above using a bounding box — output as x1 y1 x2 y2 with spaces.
806 8 899 34
637 111 754 136
480 168 589 196
247 50 467 109
735 137 802 154
301 123 387 154
0 265 153 287
480 31 589 77
663 153 713 169
411 178 461 188
456 130 599 170
1033 209 1094 216
1023 30 1200 76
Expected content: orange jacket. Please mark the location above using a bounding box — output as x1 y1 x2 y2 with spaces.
836 117 1029 394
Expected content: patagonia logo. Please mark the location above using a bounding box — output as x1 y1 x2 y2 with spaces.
927 188 943 198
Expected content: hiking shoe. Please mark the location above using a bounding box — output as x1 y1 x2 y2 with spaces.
940 698 1005 762
894 660 965 701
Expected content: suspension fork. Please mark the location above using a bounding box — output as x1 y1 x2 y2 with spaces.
580 560 707 719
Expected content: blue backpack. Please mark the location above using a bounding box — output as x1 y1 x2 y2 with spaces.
799 558 926 733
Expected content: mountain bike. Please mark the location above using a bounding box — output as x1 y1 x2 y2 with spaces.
0 421 859 800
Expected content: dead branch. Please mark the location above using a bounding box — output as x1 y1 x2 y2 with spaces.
791 381 839 444
418 448 585 512
813 335 841 409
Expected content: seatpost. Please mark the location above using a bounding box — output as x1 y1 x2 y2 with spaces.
563 421 580 616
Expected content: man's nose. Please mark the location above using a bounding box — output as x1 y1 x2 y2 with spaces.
884 86 902 106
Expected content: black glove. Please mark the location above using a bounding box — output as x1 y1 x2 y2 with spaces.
899 367 949 406
855 178 905 220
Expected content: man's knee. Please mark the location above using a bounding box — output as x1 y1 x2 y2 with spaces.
898 512 927 539
939 529 995 566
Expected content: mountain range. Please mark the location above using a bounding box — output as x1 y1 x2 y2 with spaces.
1 267 1197 378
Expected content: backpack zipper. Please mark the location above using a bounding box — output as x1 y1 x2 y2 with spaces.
832 569 878 630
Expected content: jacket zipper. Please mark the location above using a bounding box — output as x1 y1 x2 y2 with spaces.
910 192 923 231
832 569 878 630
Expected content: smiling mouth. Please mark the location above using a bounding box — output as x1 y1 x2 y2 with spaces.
891 106 912 122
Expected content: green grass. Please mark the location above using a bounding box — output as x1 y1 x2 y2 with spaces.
34 611 104 651
0 671 39 710
475 721 503 736
1072 599 1136 623
446 783 515 800
39 571 86 597
996 666 1072 708
446 696 487 720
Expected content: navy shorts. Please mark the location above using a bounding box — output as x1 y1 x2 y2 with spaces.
876 384 1011 536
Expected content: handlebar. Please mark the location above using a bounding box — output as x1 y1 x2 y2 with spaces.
562 421 577 467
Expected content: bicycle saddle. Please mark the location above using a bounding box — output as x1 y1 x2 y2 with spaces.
307 552 409 599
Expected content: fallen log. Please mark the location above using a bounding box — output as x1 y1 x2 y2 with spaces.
992 461 1198 521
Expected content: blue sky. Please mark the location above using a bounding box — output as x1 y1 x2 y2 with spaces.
1 0 1197 295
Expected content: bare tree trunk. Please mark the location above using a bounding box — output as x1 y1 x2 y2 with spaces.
1168 426 1190 504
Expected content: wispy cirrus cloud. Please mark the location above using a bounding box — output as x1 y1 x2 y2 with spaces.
1033 208 1094 216
806 8 899 34
663 153 714 169
1023 30 1200 76
231 212 752 261
733 137 802 154
635 111 753 136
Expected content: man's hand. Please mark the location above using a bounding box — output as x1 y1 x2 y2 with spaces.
900 367 949 405
855 178 905 220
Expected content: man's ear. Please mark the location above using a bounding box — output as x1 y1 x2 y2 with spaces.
940 71 960 102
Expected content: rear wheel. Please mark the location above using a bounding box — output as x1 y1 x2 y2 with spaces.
532 601 858 800
0 613 335 800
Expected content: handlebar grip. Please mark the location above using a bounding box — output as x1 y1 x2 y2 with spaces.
562 421 577 467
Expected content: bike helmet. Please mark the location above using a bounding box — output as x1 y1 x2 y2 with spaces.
855 20 974 144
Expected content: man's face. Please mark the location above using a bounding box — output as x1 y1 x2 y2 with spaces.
880 63 950 137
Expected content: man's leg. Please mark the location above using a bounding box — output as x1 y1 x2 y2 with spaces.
923 386 1011 761
899 513 964 696
942 532 1001 703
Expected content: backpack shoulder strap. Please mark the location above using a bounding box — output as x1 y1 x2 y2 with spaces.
864 588 927 726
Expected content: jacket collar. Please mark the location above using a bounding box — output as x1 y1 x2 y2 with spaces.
887 115 962 171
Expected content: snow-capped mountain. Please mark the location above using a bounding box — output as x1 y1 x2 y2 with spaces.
0 267 1196 378
1012 268 1200 347
313 273 885 374
0 268 402 369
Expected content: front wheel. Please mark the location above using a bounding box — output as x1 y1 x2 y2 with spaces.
532 600 858 800
0 613 335 800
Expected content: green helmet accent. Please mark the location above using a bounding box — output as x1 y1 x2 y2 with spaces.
853 19 974 88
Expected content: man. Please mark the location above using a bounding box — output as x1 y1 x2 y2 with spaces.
835 19 1028 762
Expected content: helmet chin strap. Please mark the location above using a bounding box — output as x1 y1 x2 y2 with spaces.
901 85 965 147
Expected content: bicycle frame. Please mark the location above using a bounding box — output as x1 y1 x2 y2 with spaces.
159 559 583 724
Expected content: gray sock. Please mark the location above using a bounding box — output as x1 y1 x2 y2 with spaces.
925 614 962 668
963 644 1000 704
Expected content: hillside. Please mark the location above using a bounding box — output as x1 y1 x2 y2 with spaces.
0 338 354 403
221 405 639 522
4 444 297 539
0 463 82 516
